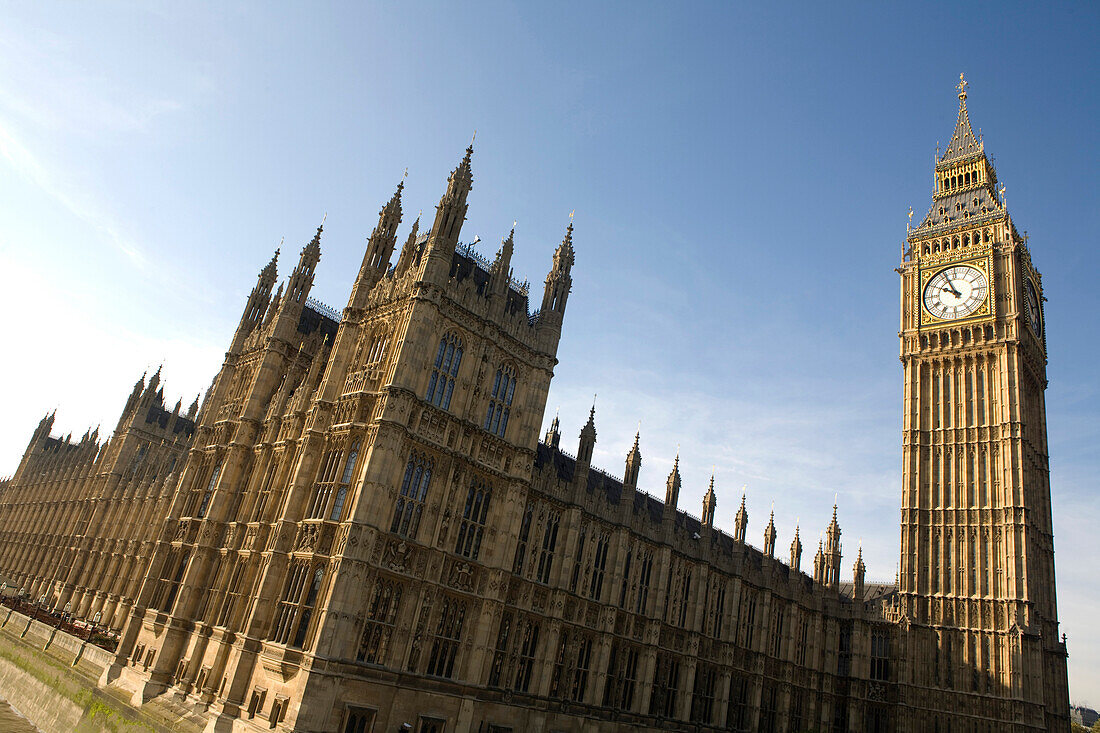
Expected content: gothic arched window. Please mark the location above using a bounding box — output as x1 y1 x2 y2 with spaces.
329 440 360 521
197 461 222 519
484 364 516 437
391 453 432 538
455 480 492 560
426 334 463 409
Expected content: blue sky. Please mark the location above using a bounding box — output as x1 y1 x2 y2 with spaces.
0 0 1097 704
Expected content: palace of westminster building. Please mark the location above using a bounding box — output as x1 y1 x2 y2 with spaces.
0 79 1070 732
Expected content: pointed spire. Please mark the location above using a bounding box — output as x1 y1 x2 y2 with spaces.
187 394 200 419
351 179 405 306
395 212 422 277
763 510 776 557
665 452 681 511
701 473 716 528
853 542 866 598
263 282 284 325
939 73 981 163
425 143 475 262
302 216 324 267
814 537 826 584
147 365 162 394
260 247 279 286
733 490 749 542
577 401 597 467
790 524 803 571
491 225 516 293
544 411 561 449
541 217 575 320
624 427 642 490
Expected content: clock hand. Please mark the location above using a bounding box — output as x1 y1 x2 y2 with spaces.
943 280 962 298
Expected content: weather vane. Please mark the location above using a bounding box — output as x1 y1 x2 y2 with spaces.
957 72 968 99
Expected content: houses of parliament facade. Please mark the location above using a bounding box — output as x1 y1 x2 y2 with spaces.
0 79 1070 732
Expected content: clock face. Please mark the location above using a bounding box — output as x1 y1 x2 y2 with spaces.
923 265 988 320
1024 278 1043 336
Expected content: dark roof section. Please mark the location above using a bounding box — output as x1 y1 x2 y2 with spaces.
298 300 340 341
144 404 196 438
836 581 898 603
449 246 532 318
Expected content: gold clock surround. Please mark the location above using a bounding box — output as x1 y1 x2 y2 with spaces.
918 252 993 327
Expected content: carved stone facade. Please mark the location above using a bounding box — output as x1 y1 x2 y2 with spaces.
0 79 1069 732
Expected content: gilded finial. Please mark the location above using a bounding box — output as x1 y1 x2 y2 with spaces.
403 167 408 181
471 129 477 144
569 209 575 221
957 72 968 100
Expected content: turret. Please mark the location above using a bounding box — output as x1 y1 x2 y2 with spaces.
424 144 473 272
540 220 574 323
853 544 866 600
274 223 323 340
349 181 403 308
763 510 776 557
825 503 842 587
701 474 716 528
230 249 279 354
394 214 422 278
790 524 803 572
187 395 200 420
122 372 146 417
733 492 748 542
623 430 641 491
574 407 596 493
492 225 515 288
813 538 825 584
664 454 681 512
544 413 560 449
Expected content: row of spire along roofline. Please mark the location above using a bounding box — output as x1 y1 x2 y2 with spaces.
543 408 871 589
24 366 199 457
241 142 576 324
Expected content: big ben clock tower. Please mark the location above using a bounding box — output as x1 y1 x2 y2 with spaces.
898 76 1069 731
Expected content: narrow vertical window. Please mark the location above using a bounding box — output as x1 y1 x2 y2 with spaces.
426 596 466 678
391 453 432 538
536 512 559 584
512 503 533 574
635 551 653 615
589 533 610 601
329 440 359 521
455 480 492 560
426 334 463 410
197 461 222 519
357 579 402 664
483 365 516 437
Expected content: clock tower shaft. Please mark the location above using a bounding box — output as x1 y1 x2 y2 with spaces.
897 77 1068 731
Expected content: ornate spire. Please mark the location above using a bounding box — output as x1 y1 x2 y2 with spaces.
939 73 982 163
665 452 681 511
260 247 279 286
701 473 716 528
544 411 561 448
395 213 422 277
790 524 803 571
302 216 324 267
763 509 776 557
624 428 642 490
427 143 474 253
541 217 575 319
814 537 826 584
577 403 597 466
734 491 748 542
853 543 866 598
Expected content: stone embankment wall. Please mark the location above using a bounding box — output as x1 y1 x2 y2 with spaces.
0 607 199 733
